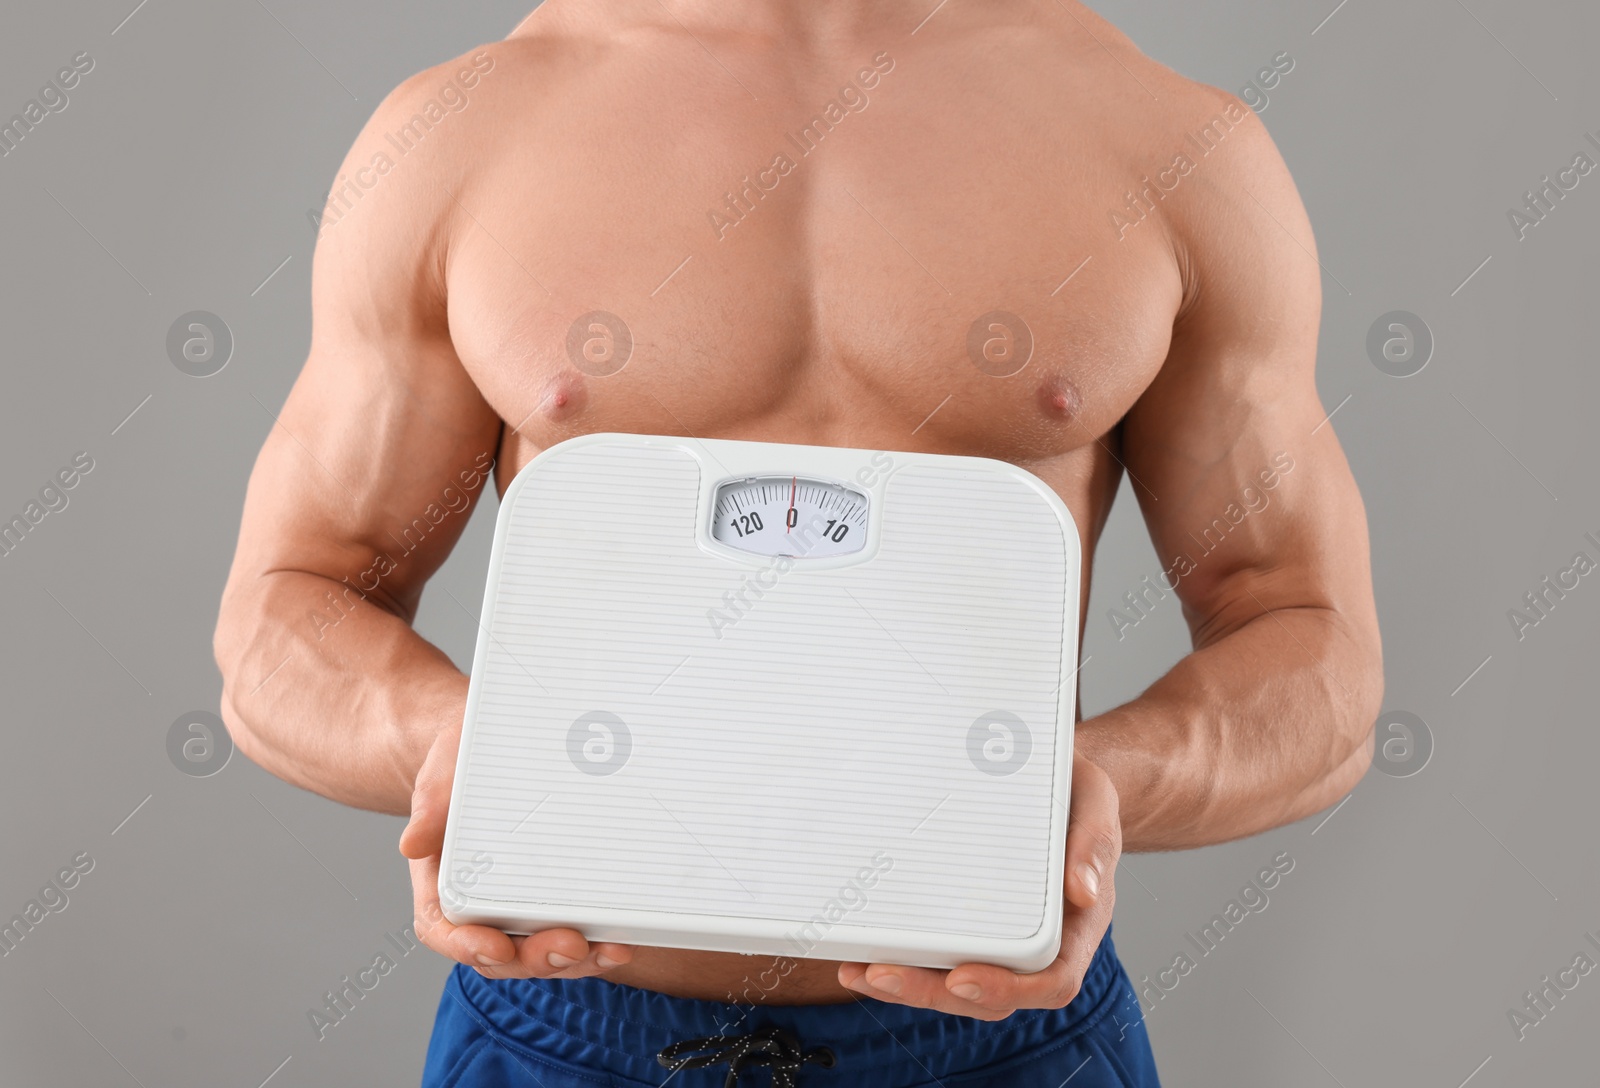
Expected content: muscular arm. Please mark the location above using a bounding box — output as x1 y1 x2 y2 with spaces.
1077 97 1383 852
214 69 498 815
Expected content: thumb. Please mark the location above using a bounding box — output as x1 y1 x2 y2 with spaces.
399 723 460 860
1065 754 1121 911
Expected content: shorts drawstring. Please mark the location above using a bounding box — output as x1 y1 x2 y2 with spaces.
657 1024 838 1087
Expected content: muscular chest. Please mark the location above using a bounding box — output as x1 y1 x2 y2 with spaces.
445 44 1182 469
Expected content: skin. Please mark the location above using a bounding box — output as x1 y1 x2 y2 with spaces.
213 0 1382 1021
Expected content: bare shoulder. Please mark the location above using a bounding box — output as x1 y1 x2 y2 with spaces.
1053 4 1287 153
1047 7 1314 303
315 41 520 234
1143 76 1312 257
309 36 578 311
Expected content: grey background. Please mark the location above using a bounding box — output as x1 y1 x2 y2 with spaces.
1 0 1595 1085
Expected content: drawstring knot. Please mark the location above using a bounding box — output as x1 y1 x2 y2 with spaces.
657 1025 837 1087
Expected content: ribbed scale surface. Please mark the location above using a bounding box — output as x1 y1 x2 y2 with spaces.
452 443 1069 939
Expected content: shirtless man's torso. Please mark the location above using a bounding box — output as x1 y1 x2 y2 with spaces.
215 1 1381 1078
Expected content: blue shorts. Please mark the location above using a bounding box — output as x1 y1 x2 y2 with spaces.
421 928 1160 1087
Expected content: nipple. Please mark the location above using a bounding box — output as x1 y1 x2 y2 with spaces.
1039 375 1082 424
536 375 586 422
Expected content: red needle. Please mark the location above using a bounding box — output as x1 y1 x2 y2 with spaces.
787 476 796 535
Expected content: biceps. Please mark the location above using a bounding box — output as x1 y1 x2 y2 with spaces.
234 337 501 617
1119 312 1369 635
1123 384 1374 643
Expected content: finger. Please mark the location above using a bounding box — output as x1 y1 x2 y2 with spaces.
1064 755 1121 911
500 932 639 980
409 853 521 969
944 949 1086 1013
939 760 1121 1012
399 724 461 861
469 934 639 981
953 858 1117 1011
943 881 1115 1013
587 941 637 972
838 963 1011 1021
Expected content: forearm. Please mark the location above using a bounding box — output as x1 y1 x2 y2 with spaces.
215 569 467 815
1076 605 1381 852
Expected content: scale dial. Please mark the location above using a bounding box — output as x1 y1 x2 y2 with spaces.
712 476 869 558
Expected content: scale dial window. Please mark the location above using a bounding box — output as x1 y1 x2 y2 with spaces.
711 476 868 558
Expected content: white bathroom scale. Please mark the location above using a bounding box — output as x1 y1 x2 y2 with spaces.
439 433 1082 972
